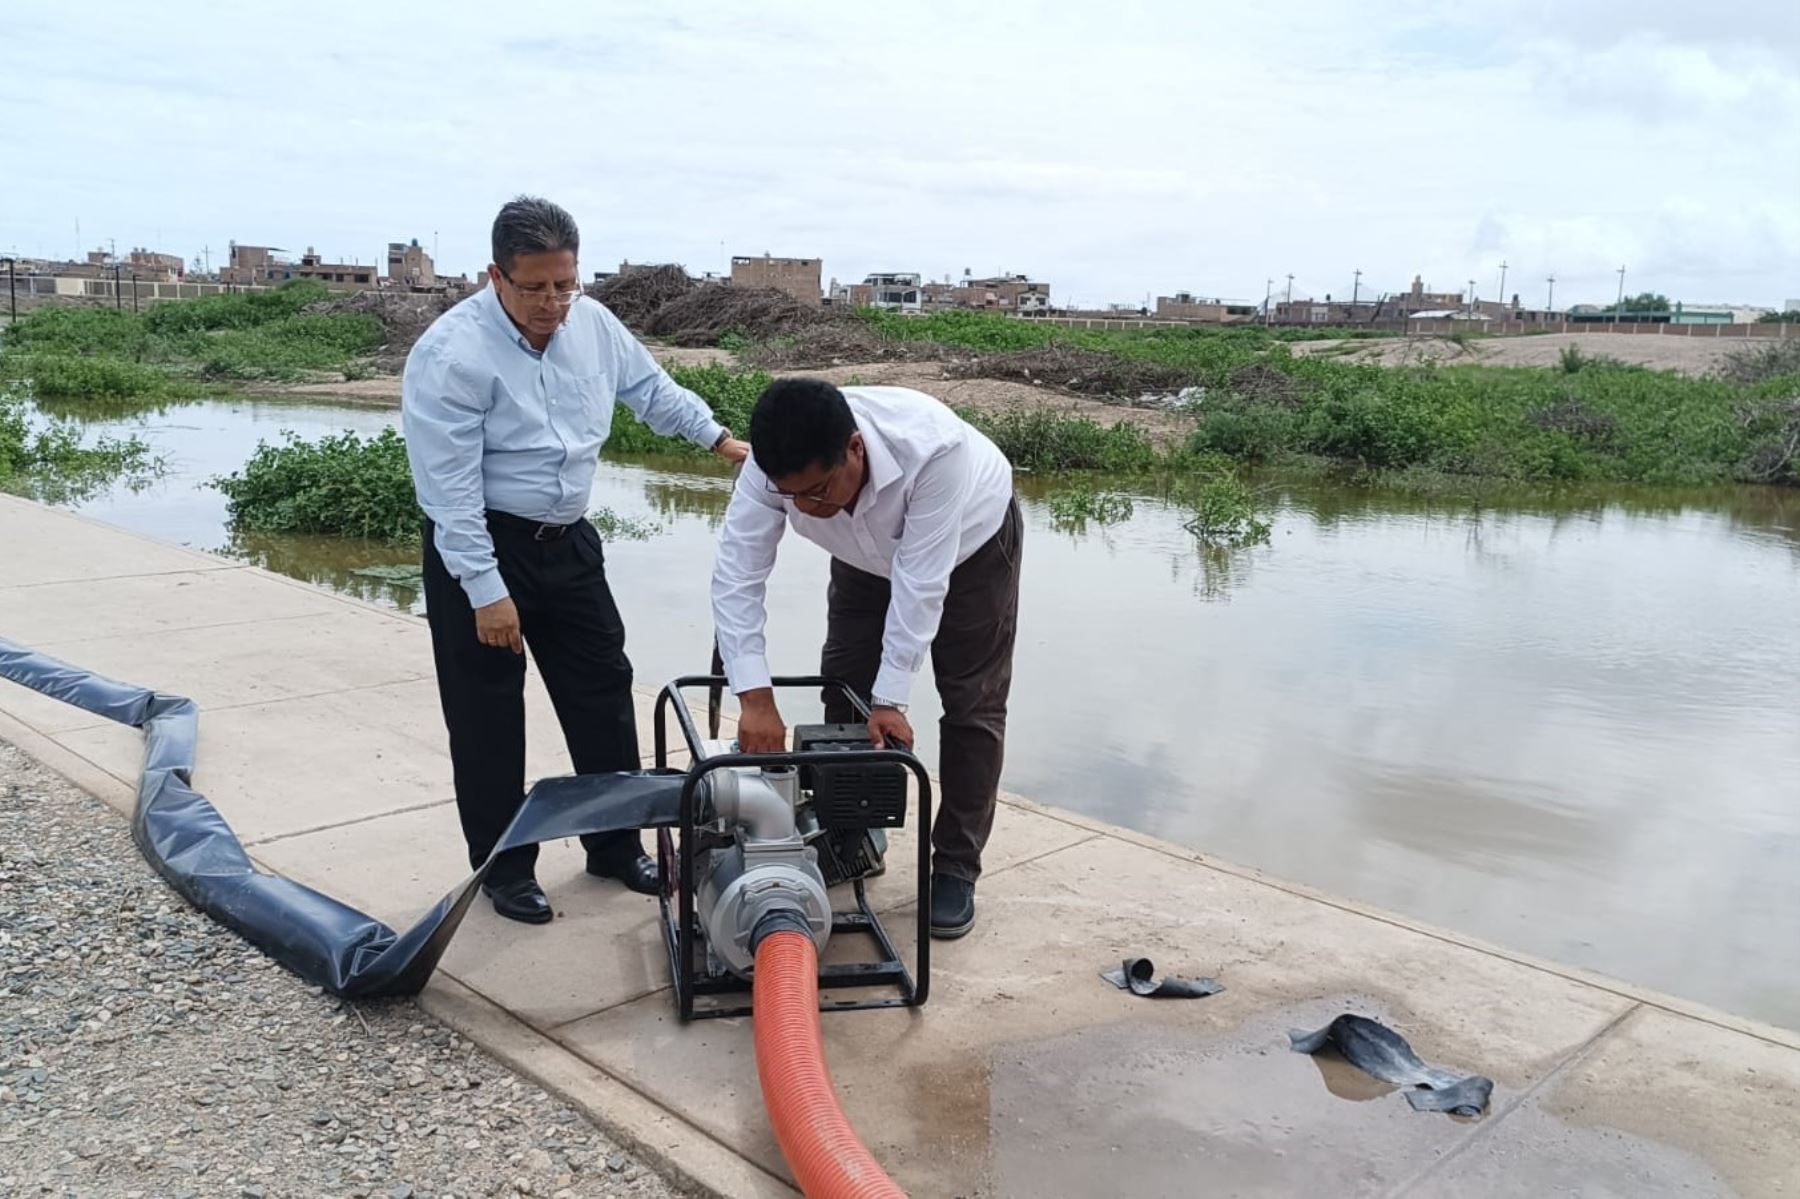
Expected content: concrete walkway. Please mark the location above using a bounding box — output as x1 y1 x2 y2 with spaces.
2 491 1796 1198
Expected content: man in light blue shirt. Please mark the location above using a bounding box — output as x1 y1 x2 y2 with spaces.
402 196 747 925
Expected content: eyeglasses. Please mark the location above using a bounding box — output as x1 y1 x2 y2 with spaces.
765 460 843 502
499 266 582 305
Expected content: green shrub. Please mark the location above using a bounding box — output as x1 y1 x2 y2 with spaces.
1046 486 1134 529
1180 474 1273 547
212 427 422 541
959 407 1158 472
1 282 379 387
27 355 168 400
141 279 334 334
606 363 771 455
2 307 149 358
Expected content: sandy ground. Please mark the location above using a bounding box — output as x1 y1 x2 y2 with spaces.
252 347 739 407
790 360 1198 444
1289 331 1753 376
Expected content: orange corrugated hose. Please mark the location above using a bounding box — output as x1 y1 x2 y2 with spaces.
752 930 907 1199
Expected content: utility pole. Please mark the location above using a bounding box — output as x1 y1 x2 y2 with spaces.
1285 273 1294 306
131 272 139 314
1352 268 1362 308
1497 260 1508 310
1615 265 1627 324
4 257 15 325
1546 275 1556 312
1467 279 1477 317
1262 277 1273 325
112 263 123 309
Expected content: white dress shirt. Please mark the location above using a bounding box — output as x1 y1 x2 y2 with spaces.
712 386 1014 706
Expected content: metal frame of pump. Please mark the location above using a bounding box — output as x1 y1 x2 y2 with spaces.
652 675 933 1022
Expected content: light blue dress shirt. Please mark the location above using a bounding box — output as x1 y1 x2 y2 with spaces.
401 285 725 609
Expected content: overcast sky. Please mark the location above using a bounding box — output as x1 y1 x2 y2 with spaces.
4 2 1797 308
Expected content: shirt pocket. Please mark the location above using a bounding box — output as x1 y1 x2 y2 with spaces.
568 371 612 410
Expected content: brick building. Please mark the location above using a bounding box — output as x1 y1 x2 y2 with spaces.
386 239 436 290
953 273 1050 314
1155 291 1257 323
731 254 821 305
294 247 375 289
126 248 185 282
219 244 293 286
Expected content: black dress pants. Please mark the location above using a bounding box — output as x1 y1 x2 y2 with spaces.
422 514 642 886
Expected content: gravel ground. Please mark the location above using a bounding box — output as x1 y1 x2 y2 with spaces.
0 740 681 1199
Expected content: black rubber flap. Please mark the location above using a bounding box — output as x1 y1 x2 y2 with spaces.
1101 957 1224 999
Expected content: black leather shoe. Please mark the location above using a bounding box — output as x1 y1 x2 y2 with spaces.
586 850 661 896
482 878 553 925
929 874 976 940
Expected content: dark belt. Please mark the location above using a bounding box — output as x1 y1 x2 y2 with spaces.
486 510 577 542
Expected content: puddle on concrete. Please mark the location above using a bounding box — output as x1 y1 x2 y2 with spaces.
984 1000 1737 1198
987 1005 1468 1198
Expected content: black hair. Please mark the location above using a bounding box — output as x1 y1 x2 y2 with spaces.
748 378 856 480
491 196 579 273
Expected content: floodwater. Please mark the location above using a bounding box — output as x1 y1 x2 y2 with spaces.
15 393 1800 1032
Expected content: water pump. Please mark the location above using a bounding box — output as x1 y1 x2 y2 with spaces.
693 764 832 978
653 674 930 1197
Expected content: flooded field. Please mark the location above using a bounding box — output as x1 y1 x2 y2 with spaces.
14 393 1800 1031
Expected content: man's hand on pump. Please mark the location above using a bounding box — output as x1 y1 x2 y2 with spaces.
866 704 913 750
736 688 788 753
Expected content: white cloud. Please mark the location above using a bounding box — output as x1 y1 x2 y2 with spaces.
1 0 1795 307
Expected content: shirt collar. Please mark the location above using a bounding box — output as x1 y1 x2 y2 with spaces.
479 282 561 356
855 411 903 495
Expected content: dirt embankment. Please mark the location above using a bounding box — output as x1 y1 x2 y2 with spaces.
1290 331 1753 377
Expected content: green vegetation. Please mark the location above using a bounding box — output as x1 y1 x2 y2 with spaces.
796 309 1800 489
0 281 383 399
958 407 1158 472
19 354 176 400
588 507 663 541
605 362 771 455
1046 486 1134 529
0 395 159 502
1170 458 1273 548
1757 310 1800 324
212 427 421 542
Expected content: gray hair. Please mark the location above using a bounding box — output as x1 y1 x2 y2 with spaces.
490 196 580 272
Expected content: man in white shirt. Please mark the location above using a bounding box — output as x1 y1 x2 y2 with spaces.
711 379 1022 938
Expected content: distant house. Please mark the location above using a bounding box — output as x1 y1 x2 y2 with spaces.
730 254 822 305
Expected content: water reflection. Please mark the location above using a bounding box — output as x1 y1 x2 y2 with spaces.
222 528 426 615
17 391 1800 1032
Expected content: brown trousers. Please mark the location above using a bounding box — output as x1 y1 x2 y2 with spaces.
821 499 1022 883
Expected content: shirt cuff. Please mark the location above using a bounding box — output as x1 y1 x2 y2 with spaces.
871 661 916 708
726 653 773 695
460 566 509 610
692 419 725 451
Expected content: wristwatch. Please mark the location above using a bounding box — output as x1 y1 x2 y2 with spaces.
711 426 733 450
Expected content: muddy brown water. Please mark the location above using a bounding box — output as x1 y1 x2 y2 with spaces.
16 394 1800 1034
